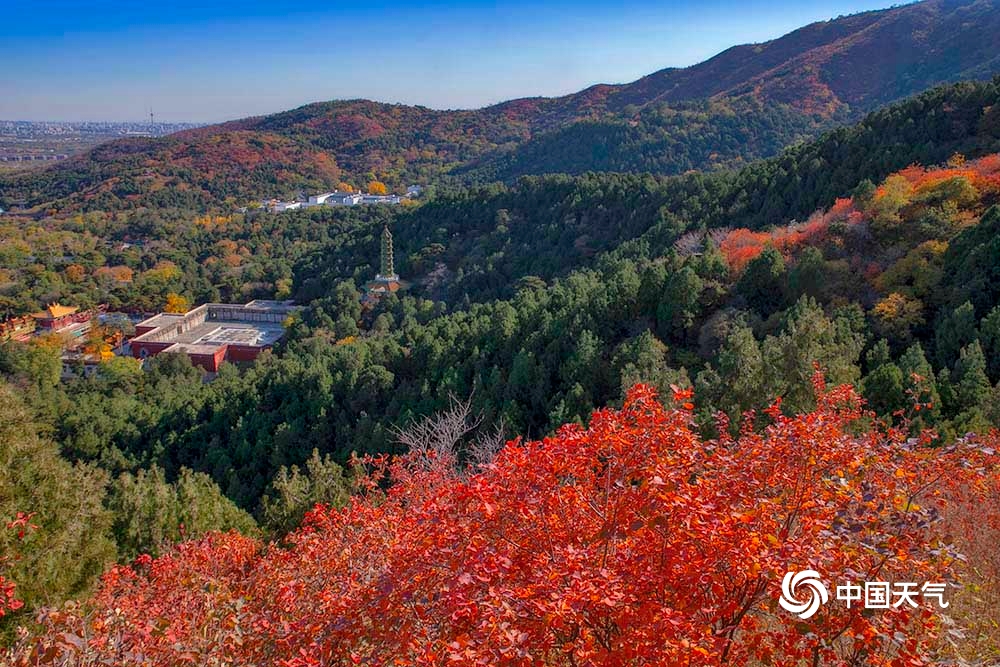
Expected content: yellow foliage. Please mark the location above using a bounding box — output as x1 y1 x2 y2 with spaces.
164 293 190 314
873 293 924 326
32 331 68 351
367 180 388 195
143 260 181 282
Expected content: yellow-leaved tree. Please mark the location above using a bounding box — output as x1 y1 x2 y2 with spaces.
164 293 190 314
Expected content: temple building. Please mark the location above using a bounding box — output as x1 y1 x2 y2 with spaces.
31 303 82 330
129 300 299 372
29 303 96 345
363 226 403 305
0 315 36 342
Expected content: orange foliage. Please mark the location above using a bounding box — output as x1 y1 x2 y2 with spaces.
94 265 134 283
194 214 235 229
10 382 1000 666
892 154 1000 199
719 203 848 274
63 264 86 283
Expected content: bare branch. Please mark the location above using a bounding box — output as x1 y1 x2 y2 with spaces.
393 393 506 472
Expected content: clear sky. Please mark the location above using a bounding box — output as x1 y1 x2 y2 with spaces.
1 0 902 123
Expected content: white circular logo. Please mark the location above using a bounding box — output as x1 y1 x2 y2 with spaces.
779 570 829 619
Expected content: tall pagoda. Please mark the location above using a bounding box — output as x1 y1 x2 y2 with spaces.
375 225 399 283
362 226 402 306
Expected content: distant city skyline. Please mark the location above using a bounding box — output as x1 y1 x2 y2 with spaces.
2 0 905 124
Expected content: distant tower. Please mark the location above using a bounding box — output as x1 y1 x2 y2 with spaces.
150 108 155 126
376 225 398 282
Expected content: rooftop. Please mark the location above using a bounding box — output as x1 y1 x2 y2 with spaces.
32 303 78 319
131 301 299 348
135 312 185 329
162 343 228 356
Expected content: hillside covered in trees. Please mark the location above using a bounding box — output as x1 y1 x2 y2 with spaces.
0 82 1000 664
4 73 1000 665
3 0 1000 212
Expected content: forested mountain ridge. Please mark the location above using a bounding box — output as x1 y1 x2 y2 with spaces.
4 0 1000 212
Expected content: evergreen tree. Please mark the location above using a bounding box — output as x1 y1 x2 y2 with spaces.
612 330 688 399
953 341 992 412
896 342 943 426
109 466 257 559
695 321 764 431
935 301 978 369
0 383 117 625
260 449 352 536
861 340 905 417
761 297 864 414
656 266 703 340
979 305 1000 383
736 246 786 317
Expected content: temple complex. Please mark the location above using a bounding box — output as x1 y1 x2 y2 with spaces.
129 300 299 372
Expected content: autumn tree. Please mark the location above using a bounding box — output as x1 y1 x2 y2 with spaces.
11 381 1000 666
164 292 190 313
63 264 86 284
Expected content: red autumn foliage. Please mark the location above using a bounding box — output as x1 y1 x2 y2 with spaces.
9 382 1000 666
719 205 847 275
1 512 37 618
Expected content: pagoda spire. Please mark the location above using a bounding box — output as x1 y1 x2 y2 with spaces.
377 225 398 281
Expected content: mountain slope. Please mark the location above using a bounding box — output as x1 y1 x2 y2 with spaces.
604 0 1000 113
3 0 1000 212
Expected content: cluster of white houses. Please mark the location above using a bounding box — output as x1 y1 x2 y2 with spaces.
261 185 422 213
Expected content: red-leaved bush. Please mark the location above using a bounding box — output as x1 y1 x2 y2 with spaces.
9 381 1000 666
1 512 36 619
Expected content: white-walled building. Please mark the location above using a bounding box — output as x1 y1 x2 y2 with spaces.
325 192 364 206
362 194 402 205
308 192 337 205
261 199 302 213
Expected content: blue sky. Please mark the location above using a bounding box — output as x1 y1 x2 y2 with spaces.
1 0 901 123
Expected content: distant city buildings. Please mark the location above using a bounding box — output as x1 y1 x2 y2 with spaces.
0 119 202 139
261 185 419 213
0 119 203 163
